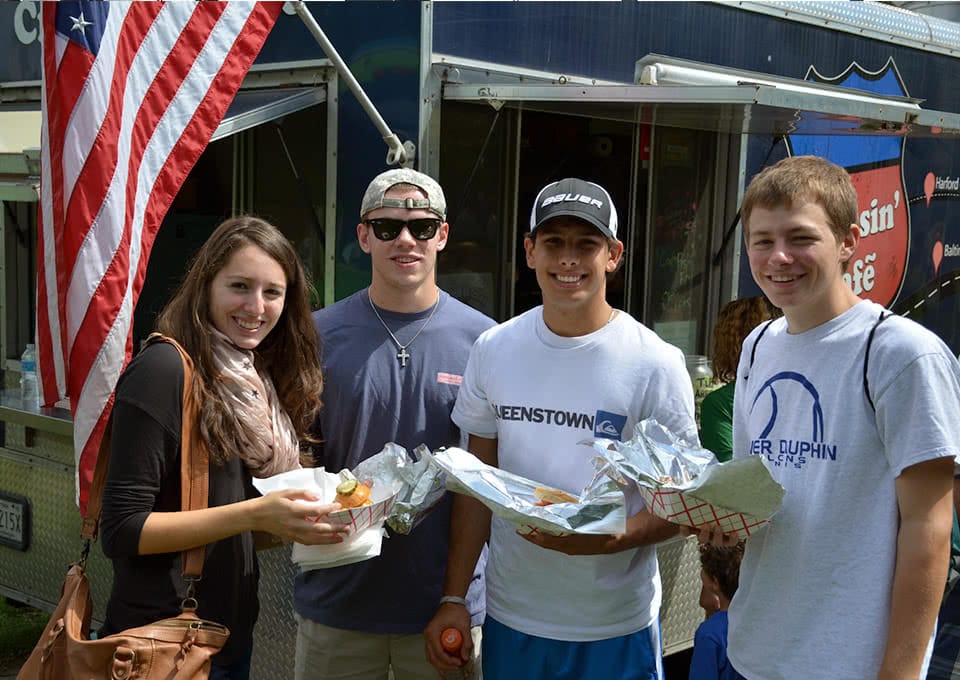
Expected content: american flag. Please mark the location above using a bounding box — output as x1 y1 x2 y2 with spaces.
38 1 283 515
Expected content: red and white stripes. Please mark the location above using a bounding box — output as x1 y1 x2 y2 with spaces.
38 1 282 514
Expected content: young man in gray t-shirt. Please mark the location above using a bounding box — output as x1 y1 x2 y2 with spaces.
699 156 960 679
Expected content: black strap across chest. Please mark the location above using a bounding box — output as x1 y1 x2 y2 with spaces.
746 311 891 412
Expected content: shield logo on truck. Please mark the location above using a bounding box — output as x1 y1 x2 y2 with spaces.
787 58 910 308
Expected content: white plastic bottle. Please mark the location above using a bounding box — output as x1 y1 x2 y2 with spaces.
20 343 39 408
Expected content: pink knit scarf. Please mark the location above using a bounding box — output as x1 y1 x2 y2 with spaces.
209 328 301 477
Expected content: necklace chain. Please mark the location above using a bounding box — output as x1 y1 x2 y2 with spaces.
367 291 441 367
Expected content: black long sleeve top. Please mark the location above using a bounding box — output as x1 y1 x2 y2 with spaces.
99 341 259 665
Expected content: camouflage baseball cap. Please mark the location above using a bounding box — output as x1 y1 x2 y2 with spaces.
359 168 447 220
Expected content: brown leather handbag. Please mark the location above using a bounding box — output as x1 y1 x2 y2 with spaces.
18 336 230 679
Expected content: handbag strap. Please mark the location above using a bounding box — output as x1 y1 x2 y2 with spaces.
82 333 209 579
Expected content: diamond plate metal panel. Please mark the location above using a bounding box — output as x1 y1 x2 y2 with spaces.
659 535 704 656
252 547 298 679
4 422 75 466
0 444 113 624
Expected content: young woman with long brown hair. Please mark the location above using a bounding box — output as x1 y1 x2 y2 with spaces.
99 216 345 679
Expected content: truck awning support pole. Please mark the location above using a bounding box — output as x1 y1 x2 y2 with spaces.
292 1 411 166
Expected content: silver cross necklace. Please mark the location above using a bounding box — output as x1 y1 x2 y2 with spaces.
367 290 441 368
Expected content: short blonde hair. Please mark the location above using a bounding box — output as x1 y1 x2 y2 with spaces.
742 156 858 244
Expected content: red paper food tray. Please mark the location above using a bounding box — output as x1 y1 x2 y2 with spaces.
638 486 767 540
328 494 398 535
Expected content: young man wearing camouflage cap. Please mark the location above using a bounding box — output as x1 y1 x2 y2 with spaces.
425 178 698 679
294 169 494 679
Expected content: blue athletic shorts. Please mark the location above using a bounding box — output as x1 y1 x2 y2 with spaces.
481 615 663 680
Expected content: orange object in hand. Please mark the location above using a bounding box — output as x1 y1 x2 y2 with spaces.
440 627 463 654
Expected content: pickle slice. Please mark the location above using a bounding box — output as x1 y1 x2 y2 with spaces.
336 479 358 496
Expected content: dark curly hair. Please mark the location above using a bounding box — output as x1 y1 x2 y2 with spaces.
711 297 778 383
156 215 323 464
699 541 745 602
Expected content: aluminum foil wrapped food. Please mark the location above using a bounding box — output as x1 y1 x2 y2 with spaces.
385 444 448 535
430 447 626 536
590 419 785 540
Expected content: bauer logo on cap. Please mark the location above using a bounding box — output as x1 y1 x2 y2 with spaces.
530 178 618 239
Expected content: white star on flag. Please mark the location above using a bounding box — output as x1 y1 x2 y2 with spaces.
70 12 93 32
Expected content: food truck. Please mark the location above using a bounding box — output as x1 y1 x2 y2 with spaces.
2 2 960 675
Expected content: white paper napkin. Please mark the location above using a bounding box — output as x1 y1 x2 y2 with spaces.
291 527 386 570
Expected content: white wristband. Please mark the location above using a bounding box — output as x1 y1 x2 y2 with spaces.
439 595 468 608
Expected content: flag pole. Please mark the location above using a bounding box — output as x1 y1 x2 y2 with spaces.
292 1 410 166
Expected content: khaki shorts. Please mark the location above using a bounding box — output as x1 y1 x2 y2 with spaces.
294 614 482 680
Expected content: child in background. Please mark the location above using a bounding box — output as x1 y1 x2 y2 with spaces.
690 543 746 680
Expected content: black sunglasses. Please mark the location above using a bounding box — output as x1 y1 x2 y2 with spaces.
365 217 441 241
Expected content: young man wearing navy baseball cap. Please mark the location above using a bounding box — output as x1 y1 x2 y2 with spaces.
426 178 698 679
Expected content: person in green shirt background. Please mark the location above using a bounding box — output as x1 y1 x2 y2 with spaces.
699 297 777 462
